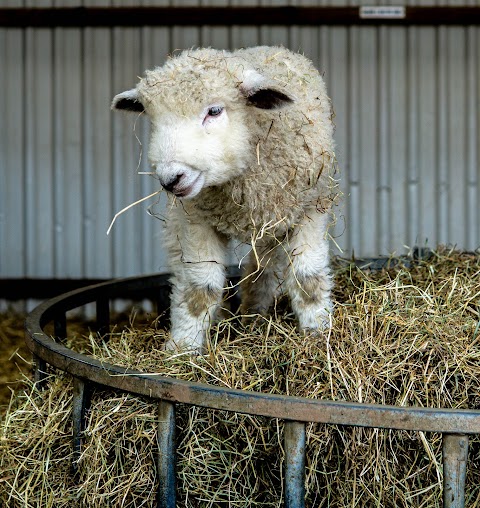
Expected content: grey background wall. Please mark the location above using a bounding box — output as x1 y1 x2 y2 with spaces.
1 1 479 288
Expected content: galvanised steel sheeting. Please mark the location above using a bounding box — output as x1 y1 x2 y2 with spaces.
0 1 479 286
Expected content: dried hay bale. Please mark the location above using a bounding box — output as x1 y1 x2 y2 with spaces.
1 247 480 507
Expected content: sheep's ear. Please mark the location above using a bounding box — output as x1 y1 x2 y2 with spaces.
111 89 144 113
245 88 294 110
240 69 294 110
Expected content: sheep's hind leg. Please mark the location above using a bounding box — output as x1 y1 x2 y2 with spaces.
240 242 282 320
285 211 333 333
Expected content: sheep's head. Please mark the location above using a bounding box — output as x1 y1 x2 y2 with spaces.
112 50 294 199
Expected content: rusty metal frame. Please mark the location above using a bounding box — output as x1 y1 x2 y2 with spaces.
24 273 480 508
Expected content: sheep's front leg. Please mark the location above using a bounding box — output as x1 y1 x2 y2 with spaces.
285 211 333 332
164 213 228 353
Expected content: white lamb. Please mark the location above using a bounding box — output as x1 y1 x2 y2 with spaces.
112 46 338 352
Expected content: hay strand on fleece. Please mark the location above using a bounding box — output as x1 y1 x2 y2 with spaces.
1 247 480 507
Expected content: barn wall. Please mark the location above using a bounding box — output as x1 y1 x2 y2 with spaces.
1 1 479 286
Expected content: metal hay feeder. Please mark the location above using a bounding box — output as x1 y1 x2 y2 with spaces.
24 267 480 508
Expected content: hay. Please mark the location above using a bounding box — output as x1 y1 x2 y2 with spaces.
0 312 31 412
1 247 480 507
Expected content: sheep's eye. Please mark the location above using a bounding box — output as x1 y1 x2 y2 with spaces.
207 106 224 117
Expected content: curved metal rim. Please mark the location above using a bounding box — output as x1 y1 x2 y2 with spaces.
24 273 480 434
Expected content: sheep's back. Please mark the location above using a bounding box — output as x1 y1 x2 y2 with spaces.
190 48 337 241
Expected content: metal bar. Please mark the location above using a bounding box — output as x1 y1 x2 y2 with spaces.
72 377 90 474
0 7 480 28
443 434 469 508
33 353 47 388
24 303 480 434
156 284 172 317
95 298 110 338
54 313 67 340
0 278 107 300
284 421 306 508
22 273 480 431
157 400 176 508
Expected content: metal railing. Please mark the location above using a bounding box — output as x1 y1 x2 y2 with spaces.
24 272 480 508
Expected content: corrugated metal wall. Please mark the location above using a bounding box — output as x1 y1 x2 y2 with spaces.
1 1 479 288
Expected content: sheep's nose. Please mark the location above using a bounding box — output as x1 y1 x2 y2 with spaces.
162 173 183 193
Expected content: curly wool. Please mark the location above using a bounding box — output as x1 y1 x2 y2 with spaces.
137 46 337 242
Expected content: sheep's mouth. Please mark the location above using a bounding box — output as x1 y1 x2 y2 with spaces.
173 173 205 198
174 188 191 198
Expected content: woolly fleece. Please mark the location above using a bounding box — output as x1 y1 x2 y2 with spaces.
136 46 337 241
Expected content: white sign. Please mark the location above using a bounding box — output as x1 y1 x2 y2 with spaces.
359 6 406 19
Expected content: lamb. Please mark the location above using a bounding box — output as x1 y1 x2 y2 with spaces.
112 46 338 352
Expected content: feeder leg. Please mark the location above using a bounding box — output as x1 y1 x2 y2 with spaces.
96 298 110 339
443 433 468 508
284 421 306 508
54 313 67 341
33 354 47 388
157 400 176 508
156 286 170 316
72 377 90 474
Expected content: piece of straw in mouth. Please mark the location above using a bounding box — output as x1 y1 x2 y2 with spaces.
106 189 162 235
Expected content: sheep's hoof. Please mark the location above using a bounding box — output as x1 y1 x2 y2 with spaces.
301 326 326 338
300 314 334 337
163 339 205 356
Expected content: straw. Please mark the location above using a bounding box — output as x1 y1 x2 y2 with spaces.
1 247 479 507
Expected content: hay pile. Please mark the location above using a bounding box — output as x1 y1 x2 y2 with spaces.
1 248 480 507
0 312 31 412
